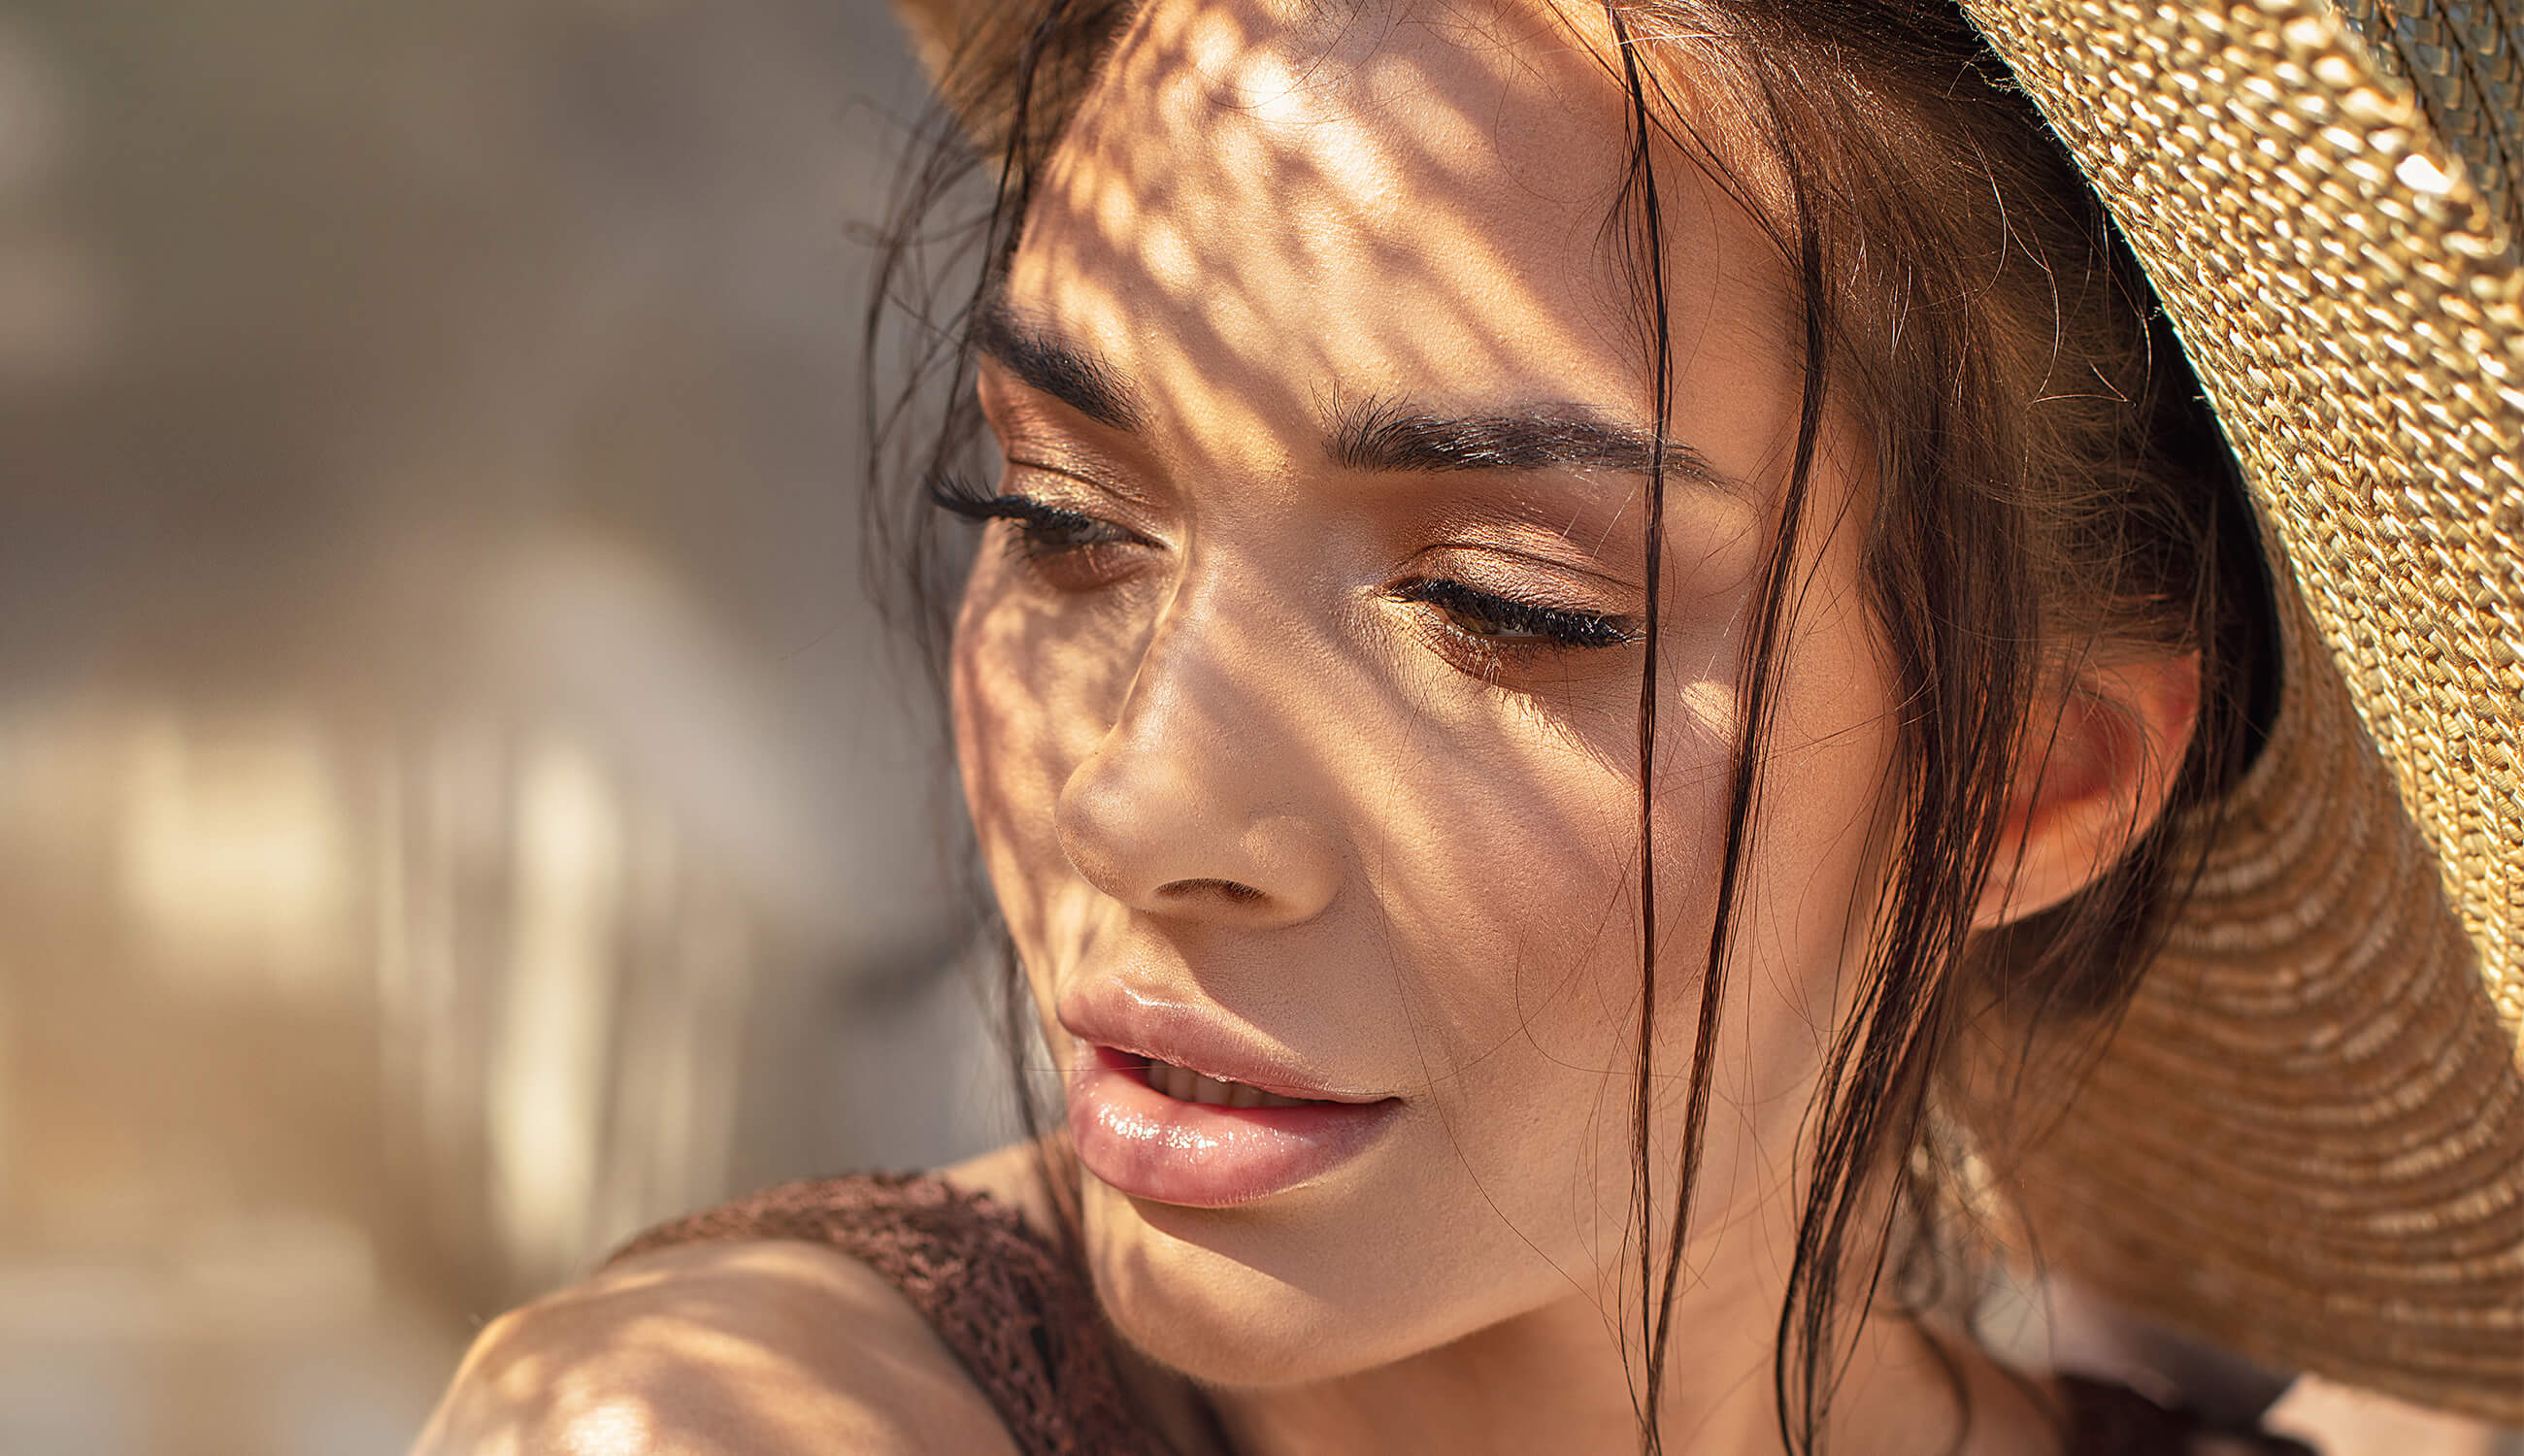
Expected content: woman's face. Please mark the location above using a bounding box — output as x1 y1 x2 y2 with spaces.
952 0 1896 1386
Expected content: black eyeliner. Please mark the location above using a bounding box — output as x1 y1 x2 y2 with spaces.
1395 577 1638 648
926 472 1067 525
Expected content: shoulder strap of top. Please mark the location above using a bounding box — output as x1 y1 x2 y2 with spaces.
609 1172 1154 1456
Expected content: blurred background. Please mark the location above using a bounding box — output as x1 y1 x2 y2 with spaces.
0 1 1009 1450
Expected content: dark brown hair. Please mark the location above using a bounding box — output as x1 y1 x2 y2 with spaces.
863 2 2275 1451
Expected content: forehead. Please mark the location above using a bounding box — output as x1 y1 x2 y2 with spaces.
1004 0 1797 458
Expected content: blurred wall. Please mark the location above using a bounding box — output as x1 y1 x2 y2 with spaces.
0 2 1006 1451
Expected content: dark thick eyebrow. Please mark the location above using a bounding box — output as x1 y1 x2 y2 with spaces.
1327 393 1744 496
969 294 1143 431
969 300 1742 497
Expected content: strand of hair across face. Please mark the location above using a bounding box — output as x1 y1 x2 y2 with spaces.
1726 86 1835 1453
1598 6 1675 1446
1596 16 1836 1449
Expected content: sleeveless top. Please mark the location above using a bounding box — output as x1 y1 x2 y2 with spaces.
610 1173 2321 1456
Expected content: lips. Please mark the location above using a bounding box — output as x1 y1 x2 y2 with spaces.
1058 995 1401 1208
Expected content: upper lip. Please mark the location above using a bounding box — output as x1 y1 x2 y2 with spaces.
1057 983 1390 1105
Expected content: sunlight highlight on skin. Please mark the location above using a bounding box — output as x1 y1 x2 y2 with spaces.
555 1399 657 1456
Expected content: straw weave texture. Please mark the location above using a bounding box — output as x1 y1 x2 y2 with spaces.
1960 0 2524 1420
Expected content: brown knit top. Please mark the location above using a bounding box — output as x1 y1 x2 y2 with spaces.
610 1173 2318 1456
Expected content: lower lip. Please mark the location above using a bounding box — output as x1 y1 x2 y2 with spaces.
1065 1045 1401 1208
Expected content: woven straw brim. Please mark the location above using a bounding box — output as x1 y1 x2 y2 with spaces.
1959 0 2524 1424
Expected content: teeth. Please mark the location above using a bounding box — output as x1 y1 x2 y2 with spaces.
1142 1057 1315 1109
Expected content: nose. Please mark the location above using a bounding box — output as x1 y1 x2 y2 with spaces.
1054 593 1343 929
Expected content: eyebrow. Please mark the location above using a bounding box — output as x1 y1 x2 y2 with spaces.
1326 393 1737 492
971 300 1743 496
970 294 1144 431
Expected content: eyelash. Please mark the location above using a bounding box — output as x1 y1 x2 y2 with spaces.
929 473 1638 656
1390 577 1638 651
929 473 1142 562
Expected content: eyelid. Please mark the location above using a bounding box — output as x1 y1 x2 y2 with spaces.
1002 453 1110 488
1404 544 1644 619
989 441 1177 528
980 379 1163 504
990 459 1179 547
1409 507 1651 592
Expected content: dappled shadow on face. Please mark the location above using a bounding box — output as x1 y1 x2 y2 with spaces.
946 0 1898 1385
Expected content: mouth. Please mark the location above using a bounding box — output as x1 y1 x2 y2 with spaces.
1136 1055 1319 1109
1115 1046 1354 1109
1065 1042 1402 1208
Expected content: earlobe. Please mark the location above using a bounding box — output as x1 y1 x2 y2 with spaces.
1973 651 2201 931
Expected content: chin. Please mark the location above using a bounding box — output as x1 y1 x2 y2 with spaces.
1079 1186 1416 1388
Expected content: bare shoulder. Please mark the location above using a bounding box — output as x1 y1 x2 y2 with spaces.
410 1238 1020 1456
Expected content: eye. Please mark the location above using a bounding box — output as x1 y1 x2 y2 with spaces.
929 473 1146 586
1391 577 1637 651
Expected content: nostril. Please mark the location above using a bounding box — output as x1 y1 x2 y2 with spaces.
1156 877 1268 905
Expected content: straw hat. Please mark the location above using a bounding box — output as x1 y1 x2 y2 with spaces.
890 0 2524 1425
1950 0 2524 1424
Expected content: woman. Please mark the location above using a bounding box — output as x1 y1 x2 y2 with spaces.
415 0 2524 1452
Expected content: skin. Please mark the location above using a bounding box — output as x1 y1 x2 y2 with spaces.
415 0 2201 1451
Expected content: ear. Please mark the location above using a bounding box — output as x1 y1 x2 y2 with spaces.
1973 651 2202 930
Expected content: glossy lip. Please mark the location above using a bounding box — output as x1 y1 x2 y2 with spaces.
1058 989 1385 1104
1058 990 1402 1208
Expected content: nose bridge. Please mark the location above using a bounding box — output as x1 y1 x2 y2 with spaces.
1055 562 1342 925
1130 556 1248 746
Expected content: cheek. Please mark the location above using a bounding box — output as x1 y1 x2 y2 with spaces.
950 549 1140 965
1371 811 1639 1102
1687 571 1901 1137
1397 596 1897 1267
1321 696 1734 1271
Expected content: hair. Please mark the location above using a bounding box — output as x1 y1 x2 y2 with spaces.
862 2 2277 1453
